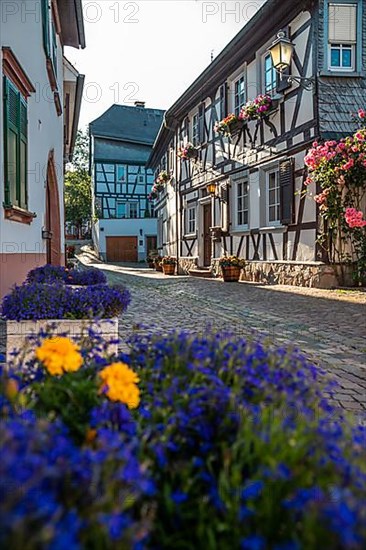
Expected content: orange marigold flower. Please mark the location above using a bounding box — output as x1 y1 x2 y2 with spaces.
99 362 140 409
35 337 83 376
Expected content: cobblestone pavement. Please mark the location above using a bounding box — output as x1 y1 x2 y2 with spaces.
78 253 366 420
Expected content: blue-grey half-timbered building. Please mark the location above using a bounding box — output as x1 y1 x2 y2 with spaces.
90 102 164 262
148 0 366 287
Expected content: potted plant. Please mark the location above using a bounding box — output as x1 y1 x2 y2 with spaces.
146 255 156 268
218 255 245 282
177 143 199 161
154 255 163 272
161 256 176 275
214 113 243 138
1 282 131 361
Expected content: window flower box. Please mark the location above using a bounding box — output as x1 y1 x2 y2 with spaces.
177 143 199 161
215 114 243 138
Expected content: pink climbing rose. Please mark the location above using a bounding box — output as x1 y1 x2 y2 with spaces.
345 208 366 228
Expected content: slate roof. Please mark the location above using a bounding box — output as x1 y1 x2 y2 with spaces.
90 105 165 146
93 138 152 164
318 77 366 139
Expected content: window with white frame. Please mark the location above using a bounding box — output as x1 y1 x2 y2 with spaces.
264 53 277 95
234 76 246 116
116 201 138 219
192 113 199 146
186 206 196 234
328 3 357 71
266 170 280 224
236 181 249 227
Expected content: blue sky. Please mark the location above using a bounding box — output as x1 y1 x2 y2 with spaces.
65 0 266 129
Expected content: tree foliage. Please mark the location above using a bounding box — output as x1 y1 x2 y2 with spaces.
64 130 92 238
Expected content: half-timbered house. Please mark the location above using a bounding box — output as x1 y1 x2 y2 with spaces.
90 103 164 262
148 0 366 287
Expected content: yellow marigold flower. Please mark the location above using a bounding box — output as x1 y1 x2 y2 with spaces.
99 362 140 409
35 337 83 376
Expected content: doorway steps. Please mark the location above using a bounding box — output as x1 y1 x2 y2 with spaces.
188 267 213 279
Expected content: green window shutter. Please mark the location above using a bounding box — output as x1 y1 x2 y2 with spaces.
41 0 50 58
3 77 20 207
3 77 28 209
20 98 28 209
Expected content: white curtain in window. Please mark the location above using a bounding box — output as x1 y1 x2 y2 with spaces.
328 3 357 42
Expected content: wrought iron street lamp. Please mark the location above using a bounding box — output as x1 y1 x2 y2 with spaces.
268 31 315 90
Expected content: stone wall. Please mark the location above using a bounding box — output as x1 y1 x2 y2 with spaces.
211 259 358 288
178 257 198 275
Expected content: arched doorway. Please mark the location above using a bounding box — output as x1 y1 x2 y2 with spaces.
45 150 62 265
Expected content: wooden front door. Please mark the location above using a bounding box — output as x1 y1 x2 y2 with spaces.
146 236 157 255
106 236 138 262
45 152 61 265
203 203 212 267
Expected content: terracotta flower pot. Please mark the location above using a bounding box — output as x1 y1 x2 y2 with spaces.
222 265 241 282
155 262 163 272
162 264 175 275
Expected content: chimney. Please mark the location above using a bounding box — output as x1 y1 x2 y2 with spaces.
134 101 145 108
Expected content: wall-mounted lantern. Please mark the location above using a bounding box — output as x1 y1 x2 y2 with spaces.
268 31 315 90
207 182 217 196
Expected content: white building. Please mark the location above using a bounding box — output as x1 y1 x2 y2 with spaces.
0 0 85 297
148 0 366 287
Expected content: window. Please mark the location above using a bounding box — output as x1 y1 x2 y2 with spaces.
192 113 199 146
186 206 196 234
41 0 58 83
117 165 126 182
219 84 227 119
267 171 280 224
3 77 28 209
234 76 246 116
129 202 138 219
116 201 127 218
116 201 138 219
237 181 249 227
328 3 357 71
264 53 277 95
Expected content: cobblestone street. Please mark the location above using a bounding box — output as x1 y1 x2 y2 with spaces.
79 253 366 419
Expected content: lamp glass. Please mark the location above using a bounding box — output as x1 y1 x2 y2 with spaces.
207 183 216 195
269 35 294 71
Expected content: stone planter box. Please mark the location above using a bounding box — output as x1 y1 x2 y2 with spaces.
5 318 118 364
